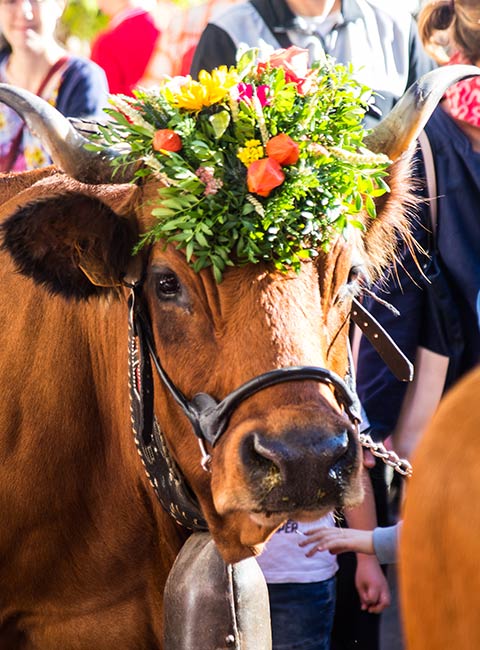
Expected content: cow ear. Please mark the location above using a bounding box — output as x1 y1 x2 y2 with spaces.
1 192 137 299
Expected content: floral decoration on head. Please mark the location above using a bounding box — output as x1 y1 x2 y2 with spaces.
97 46 390 282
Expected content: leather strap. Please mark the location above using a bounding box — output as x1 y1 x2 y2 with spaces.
418 130 438 242
127 288 208 531
351 297 414 382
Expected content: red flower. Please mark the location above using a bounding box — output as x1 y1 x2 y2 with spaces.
247 158 285 197
153 129 182 152
257 46 310 87
266 134 299 166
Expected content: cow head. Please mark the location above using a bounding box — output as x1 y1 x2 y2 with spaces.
0 62 477 562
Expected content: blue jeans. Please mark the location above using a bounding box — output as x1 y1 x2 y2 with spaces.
267 578 336 650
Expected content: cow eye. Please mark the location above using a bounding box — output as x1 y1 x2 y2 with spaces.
156 271 181 298
348 265 369 286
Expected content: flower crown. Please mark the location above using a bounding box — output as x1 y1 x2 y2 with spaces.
98 46 390 281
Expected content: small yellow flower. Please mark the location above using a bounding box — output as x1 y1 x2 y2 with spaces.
237 139 264 166
24 146 48 168
0 113 6 130
165 67 239 111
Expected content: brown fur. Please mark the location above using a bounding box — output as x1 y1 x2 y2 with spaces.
0 153 414 649
400 365 480 650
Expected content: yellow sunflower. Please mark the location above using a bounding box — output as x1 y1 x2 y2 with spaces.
165 67 239 111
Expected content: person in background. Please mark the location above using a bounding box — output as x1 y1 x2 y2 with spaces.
356 0 480 485
90 0 160 95
256 513 342 650
355 1 480 646
191 0 435 125
0 0 108 172
143 0 240 82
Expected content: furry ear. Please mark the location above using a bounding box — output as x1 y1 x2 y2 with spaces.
1 192 137 299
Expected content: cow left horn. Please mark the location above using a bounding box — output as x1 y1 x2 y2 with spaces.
0 83 136 184
364 64 480 160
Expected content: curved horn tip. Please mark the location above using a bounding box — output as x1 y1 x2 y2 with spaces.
365 64 480 159
0 83 137 184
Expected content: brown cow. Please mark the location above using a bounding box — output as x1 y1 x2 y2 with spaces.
0 65 474 649
400 364 480 649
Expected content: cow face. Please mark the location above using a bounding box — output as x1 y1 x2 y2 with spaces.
1 64 477 562
138 206 364 561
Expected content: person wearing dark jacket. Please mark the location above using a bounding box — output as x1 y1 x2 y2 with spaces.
356 3 480 645
357 0 480 464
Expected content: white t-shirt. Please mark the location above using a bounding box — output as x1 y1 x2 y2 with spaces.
256 513 338 584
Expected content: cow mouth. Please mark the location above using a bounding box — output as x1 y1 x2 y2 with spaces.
249 507 332 528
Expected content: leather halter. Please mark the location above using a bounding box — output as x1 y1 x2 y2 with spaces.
126 277 413 531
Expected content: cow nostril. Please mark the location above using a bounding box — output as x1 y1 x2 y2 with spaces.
251 432 290 466
241 433 284 484
242 430 351 481
323 431 350 464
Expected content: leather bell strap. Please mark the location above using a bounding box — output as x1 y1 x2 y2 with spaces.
351 297 414 382
128 290 208 531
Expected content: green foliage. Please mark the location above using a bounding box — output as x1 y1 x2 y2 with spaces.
94 48 390 281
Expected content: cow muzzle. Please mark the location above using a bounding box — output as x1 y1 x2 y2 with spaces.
212 406 360 521
247 426 357 513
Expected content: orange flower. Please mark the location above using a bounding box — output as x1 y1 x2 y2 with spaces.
266 134 299 166
153 129 182 152
247 158 285 197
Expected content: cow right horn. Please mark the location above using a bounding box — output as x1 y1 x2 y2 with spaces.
0 83 137 184
364 64 480 160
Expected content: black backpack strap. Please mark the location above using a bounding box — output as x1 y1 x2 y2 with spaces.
250 0 294 48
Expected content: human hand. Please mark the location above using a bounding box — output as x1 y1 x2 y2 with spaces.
299 527 375 557
355 556 391 614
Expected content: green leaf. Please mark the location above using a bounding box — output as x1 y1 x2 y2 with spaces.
185 240 195 262
212 264 223 283
209 111 230 138
348 219 366 231
151 207 175 218
195 231 209 248
161 198 186 210
365 195 377 219
236 46 259 78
